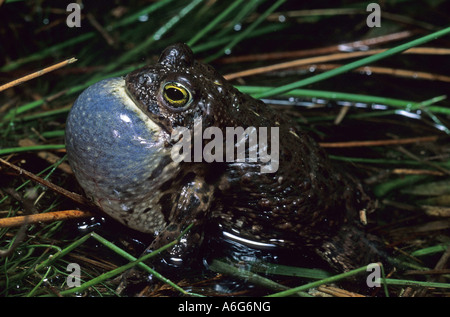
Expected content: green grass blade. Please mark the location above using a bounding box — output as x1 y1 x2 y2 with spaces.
266 265 369 297
210 259 311 296
249 262 332 280
0 0 177 72
204 0 287 62
187 0 245 46
0 144 66 156
381 278 450 289
111 0 178 29
410 243 450 257
101 0 204 74
49 225 198 297
240 85 417 108
89 232 203 297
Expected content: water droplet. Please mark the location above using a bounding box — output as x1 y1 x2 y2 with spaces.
138 14 149 22
233 23 242 31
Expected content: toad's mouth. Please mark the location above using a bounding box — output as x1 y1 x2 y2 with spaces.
111 77 164 136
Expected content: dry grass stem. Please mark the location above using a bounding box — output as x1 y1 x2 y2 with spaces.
0 58 77 92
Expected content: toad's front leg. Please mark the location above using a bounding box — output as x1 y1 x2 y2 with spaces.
116 175 214 293
147 174 215 264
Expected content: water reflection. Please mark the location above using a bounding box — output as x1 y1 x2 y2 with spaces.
262 97 449 132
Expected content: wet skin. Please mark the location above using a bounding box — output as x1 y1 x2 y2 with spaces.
65 43 386 272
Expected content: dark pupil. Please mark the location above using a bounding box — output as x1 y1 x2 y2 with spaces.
166 87 185 101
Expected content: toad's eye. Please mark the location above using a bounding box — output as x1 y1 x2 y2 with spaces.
162 82 192 108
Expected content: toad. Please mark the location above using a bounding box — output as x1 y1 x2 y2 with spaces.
65 43 387 272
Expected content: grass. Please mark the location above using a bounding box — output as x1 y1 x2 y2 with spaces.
1 1 450 297
251 26 450 99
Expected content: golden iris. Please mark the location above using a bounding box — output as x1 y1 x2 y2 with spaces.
163 82 191 107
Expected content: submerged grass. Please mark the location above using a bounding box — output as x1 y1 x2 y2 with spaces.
1 1 450 297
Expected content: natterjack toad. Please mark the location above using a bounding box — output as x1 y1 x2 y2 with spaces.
65 43 387 272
